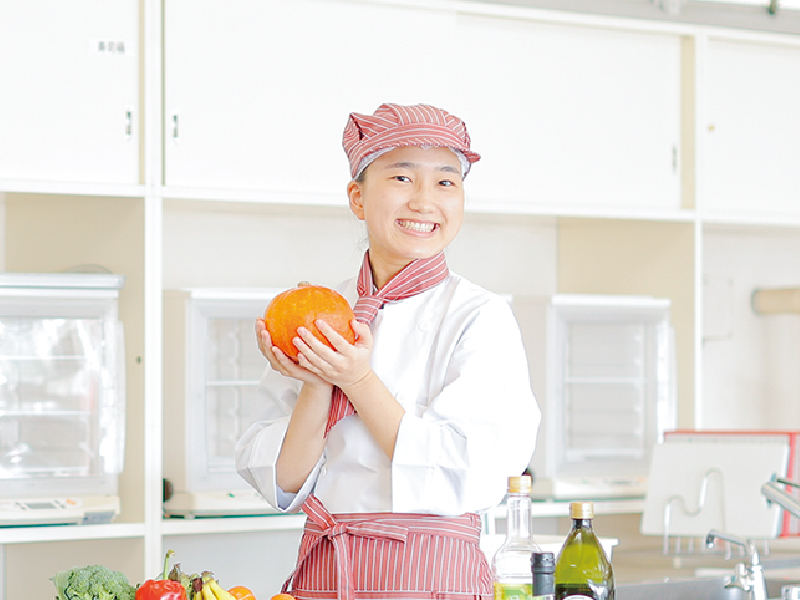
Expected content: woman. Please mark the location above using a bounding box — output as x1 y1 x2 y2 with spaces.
236 103 540 600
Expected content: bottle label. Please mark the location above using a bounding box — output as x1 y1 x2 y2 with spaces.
494 582 533 600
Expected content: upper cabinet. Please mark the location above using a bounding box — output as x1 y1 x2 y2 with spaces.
163 0 458 198
0 1 140 186
163 1 682 213
704 37 800 217
450 15 683 211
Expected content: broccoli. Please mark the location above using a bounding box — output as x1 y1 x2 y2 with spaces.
51 564 136 600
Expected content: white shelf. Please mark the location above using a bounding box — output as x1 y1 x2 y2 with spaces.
0 522 145 545
0 179 145 198
160 514 307 536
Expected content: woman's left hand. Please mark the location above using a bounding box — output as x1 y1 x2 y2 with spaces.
293 319 373 390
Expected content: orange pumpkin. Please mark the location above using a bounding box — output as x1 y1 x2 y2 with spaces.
228 585 257 600
264 284 355 361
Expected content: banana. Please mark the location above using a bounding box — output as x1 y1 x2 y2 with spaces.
208 579 237 600
201 582 216 600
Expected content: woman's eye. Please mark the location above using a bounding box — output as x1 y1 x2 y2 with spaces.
439 179 455 187
393 175 411 182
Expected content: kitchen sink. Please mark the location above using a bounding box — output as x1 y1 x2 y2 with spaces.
617 576 800 600
616 565 800 600
617 575 748 600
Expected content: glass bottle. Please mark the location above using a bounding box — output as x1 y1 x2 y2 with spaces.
554 502 614 600
492 475 540 600
531 551 555 600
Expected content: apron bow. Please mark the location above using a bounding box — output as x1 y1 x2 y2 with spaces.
283 495 408 600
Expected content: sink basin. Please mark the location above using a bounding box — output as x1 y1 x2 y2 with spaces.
613 549 800 600
617 576 747 600
616 573 800 600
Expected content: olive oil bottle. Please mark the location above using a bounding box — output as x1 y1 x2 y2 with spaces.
554 502 614 600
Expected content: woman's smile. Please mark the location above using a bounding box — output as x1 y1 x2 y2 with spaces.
397 219 438 234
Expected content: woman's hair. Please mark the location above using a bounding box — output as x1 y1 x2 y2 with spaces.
353 146 470 183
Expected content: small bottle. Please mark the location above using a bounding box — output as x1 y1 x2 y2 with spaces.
492 475 540 600
531 551 555 600
554 502 614 600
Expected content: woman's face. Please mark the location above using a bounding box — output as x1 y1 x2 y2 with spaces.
347 145 465 287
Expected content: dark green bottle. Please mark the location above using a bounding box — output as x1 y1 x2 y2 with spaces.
554 502 614 600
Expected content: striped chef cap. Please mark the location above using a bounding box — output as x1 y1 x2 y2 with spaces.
342 103 481 180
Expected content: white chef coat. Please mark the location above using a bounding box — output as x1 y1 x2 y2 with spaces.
235 271 541 516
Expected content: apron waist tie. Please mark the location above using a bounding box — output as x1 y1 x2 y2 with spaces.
283 495 483 600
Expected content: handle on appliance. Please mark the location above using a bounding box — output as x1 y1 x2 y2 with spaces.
171 113 179 141
125 108 132 140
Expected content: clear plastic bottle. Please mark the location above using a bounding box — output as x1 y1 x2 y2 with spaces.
554 502 614 600
492 475 540 600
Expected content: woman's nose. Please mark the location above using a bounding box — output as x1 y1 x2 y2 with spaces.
408 182 436 211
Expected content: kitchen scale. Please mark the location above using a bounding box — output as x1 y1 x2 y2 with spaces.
0 495 121 527
163 489 278 518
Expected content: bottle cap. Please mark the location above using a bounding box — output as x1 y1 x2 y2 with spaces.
569 502 594 519
531 551 555 573
508 475 532 494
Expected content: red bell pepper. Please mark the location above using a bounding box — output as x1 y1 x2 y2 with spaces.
136 550 188 600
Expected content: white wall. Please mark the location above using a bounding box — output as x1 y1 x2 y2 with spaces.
703 228 800 429
162 202 559 300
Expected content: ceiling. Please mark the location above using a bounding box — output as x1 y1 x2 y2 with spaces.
464 0 800 35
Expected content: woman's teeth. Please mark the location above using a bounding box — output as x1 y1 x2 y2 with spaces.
399 220 435 233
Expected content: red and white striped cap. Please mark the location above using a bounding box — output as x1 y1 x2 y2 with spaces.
342 103 481 180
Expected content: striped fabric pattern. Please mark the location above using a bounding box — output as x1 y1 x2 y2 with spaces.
324 251 449 436
342 103 481 180
283 495 493 600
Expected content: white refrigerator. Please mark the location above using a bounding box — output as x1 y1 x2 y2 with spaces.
0 273 126 526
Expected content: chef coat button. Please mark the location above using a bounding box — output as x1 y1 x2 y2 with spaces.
418 320 430 331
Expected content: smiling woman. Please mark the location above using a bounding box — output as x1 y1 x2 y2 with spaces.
236 103 541 600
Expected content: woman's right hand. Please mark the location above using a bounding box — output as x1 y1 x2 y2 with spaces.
255 318 330 387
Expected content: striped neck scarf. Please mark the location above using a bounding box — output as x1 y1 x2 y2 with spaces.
325 251 449 435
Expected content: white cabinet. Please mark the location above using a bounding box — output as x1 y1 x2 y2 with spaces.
0 1 139 186
704 38 800 216
163 0 458 196
162 288 282 517
517 294 676 498
453 16 682 210
163 1 682 214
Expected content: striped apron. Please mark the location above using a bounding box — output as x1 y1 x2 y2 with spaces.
282 495 493 600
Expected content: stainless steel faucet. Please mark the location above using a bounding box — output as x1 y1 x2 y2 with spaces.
761 477 800 519
705 529 767 600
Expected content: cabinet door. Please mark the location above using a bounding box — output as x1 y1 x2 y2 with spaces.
164 0 458 194
0 1 139 185
705 39 800 215
451 16 682 210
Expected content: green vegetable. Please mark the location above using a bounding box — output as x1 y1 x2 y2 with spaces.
51 563 136 600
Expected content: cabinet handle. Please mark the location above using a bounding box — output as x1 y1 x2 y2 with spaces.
172 113 179 142
125 108 132 140
672 146 678 174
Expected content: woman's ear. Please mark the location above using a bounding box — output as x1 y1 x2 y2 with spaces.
348 180 365 220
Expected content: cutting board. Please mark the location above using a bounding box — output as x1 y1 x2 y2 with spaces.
641 441 788 539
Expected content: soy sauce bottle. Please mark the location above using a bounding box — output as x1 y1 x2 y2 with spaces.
554 502 614 600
